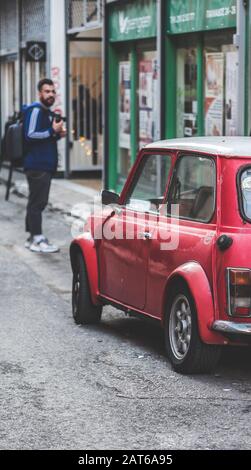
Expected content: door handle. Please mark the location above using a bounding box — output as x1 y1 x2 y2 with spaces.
139 231 152 240
113 206 123 216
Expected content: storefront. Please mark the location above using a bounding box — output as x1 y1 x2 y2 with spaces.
105 0 248 192
165 0 240 139
68 37 102 172
66 0 103 175
107 0 158 191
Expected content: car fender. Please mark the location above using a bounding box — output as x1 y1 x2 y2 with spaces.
164 262 225 345
70 234 101 306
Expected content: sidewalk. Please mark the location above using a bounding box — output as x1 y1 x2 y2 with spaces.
0 167 102 216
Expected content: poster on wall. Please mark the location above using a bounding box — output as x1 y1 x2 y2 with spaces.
119 61 131 149
205 52 224 136
138 59 158 148
225 51 238 136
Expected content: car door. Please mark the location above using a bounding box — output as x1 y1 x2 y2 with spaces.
98 152 172 310
145 153 217 318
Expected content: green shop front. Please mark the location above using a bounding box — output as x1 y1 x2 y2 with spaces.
106 0 247 192
166 0 241 140
106 0 158 191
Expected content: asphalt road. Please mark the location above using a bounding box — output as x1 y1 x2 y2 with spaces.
0 181 251 450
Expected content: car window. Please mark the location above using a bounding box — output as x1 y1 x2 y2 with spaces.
239 167 251 220
125 154 172 212
168 155 216 222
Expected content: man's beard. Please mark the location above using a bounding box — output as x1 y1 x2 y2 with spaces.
41 97 55 108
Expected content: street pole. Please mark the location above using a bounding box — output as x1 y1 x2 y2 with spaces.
18 0 23 108
65 0 70 178
156 0 165 141
103 0 109 189
235 0 247 135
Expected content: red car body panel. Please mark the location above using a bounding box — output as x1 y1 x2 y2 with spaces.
215 157 251 324
165 263 225 344
70 235 101 306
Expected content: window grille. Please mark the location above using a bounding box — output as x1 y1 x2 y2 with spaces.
21 0 46 43
84 1 99 24
67 0 103 30
0 0 18 53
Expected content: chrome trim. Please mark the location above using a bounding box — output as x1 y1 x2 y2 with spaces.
212 320 251 335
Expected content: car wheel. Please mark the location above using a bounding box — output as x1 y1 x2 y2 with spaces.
72 252 102 325
164 284 221 374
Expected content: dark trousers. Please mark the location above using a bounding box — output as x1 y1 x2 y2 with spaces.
25 170 52 236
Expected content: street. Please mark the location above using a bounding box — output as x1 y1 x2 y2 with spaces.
0 180 251 450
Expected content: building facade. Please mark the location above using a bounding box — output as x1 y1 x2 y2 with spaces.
0 0 250 188
0 0 67 172
0 0 50 139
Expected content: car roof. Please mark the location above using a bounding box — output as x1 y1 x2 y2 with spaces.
145 137 251 158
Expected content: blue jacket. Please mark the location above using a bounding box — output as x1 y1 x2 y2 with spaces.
23 102 60 172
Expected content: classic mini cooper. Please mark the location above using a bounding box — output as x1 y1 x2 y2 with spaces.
70 137 251 374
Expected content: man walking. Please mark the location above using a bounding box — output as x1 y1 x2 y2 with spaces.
24 78 66 253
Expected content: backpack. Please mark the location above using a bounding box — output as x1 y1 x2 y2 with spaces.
4 107 28 167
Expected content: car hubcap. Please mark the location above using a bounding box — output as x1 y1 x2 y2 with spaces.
169 294 192 360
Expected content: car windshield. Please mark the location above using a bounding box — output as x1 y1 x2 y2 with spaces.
240 167 251 220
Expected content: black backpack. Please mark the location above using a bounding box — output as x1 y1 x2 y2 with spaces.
4 108 27 167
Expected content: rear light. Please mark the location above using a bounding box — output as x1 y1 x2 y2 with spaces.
227 268 251 317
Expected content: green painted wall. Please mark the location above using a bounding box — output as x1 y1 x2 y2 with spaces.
165 36 176 138
108 45 119 190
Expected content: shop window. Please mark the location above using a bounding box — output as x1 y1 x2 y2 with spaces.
68 0 101 29
70 41 102 170
176 47 197 138
0 61 18 135
137 50 158 149
204 31 238 136
84 0 100 25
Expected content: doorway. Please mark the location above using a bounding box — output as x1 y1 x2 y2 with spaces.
69 39 102 172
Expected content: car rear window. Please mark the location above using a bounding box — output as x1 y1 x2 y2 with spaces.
239 167 251 220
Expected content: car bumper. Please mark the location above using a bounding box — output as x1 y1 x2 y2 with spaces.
212 320 251 336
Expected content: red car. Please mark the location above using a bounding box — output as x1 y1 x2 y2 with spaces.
70 137 251 374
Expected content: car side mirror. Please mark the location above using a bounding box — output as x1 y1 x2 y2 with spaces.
101 189 120 206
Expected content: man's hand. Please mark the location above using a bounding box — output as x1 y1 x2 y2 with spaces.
52 119 63 134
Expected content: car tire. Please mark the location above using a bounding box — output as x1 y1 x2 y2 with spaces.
164 283 221 374
72 252 102 325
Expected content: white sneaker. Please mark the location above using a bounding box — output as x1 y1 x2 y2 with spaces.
29 237 59 253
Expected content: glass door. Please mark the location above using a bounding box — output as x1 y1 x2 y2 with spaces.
137 47 157 149
117 52 131 184
176 46 198 138
204 30 238 136
69 40 102 171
